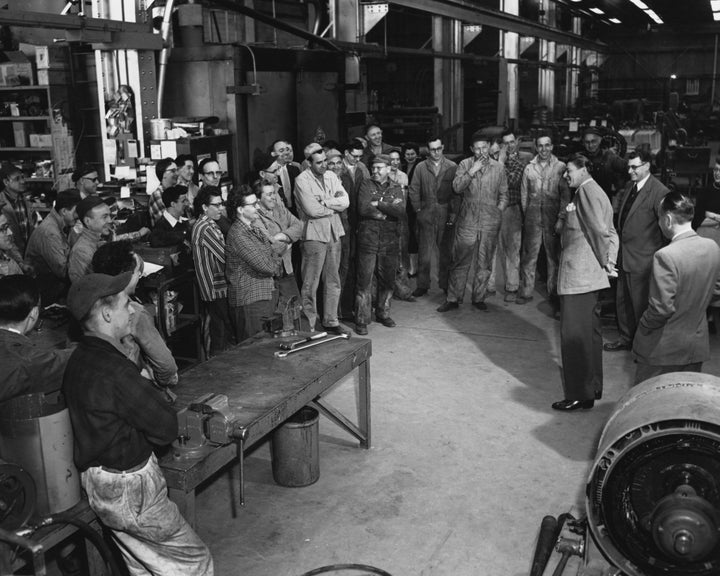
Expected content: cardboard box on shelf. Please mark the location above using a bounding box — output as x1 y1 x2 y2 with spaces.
29 133 53 148
12 121 28 147
0 52 33 86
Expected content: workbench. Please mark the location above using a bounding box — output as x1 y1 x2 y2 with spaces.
159 336 372 527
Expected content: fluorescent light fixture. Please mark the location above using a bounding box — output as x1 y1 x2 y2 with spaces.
609 17 622 23
712 0 720 11
715 11 720 20
629 0 649 9
645 9 663 23
590 7 604 14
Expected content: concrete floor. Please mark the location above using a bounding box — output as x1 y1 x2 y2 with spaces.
193 283 720 576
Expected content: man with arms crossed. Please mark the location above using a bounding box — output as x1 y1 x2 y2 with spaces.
63 272 213 575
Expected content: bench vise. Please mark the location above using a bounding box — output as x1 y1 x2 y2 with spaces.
173 393 233 459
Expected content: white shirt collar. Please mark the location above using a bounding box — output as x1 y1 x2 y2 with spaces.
635 174 651 191
163 211 186 227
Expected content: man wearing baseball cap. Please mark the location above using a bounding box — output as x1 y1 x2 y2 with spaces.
63 273 213 575
67 196 111 283
354 153 406 335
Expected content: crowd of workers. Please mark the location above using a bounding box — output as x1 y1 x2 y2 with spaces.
1 121 720 574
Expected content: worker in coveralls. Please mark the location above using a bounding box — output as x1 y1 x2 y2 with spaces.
354 154 406 335
438 133 508 312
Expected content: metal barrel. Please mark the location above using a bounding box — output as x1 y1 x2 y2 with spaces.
0 392 80 518
271 406 320 487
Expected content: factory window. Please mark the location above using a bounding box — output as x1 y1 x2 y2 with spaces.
686 79 700 96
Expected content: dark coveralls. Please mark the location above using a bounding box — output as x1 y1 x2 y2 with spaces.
355 178 406 325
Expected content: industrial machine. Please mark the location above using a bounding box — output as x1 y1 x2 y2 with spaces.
532 372 720 576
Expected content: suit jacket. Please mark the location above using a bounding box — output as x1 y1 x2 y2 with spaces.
633 231 720 365
148 215 189 248
557 178 618 295
617 174 668 274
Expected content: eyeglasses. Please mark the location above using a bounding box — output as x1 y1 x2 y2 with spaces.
243 200 259 207
208 201 225 207
429 146 443 152
204 171 223 177
628 162 648 172
83 176 99 183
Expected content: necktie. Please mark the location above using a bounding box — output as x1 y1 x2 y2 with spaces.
619 183 639 233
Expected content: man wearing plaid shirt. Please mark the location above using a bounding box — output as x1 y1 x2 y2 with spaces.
148 158 179 226
191 186 233 356
0 163 36 260
491 130 531 302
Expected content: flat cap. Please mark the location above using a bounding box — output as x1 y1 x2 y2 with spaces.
371 153 392 166
583 127 602 137
76 196 106 222
325 148 342 160
71 164 97 183
67 272 133 321
303 142 323 159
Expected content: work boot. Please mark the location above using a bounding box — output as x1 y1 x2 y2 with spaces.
376 316 396 328
412 288 428 297
437 301 459 313
504 291 517 303
472 301 488 311
323 323 352 337
355 324 368 336
516 295 534 305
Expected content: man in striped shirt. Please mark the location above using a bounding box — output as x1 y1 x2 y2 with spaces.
191 186 233 356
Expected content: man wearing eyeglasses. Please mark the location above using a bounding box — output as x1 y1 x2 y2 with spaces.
72 164 101 199
582 127 628 204
0 163 36 260
198 158 231 237
408 137 458 298
148 158 179 227
604 148 668 352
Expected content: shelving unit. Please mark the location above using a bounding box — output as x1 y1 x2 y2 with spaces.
0 85 74 193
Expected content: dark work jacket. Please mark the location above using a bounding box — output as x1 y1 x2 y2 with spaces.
357 178 406 251
149 216 189 248
0 329 72 404
63 335 177 472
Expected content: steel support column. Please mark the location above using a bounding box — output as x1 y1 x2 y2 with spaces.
501 0 520 129
433 16 463 150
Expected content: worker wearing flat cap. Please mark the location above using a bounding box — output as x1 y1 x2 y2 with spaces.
354 153 406 335
67 196 111 284
582 127 628 205
63 273 214 575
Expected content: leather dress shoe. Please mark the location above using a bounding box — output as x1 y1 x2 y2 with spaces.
516 295 534 305
323 324 352 337
437 301 459 313
472 301 488 311
412 288 428 297
551 399 595 411
376 316 396 328
355 324 368 336
603 340 631 352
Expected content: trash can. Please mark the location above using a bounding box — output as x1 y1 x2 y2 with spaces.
271 406 320 487
0 392 81 517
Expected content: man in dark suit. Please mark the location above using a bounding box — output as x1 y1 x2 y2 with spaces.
269 139 302 215
149 185 190 248
633 192 720 384
604 149 668 351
